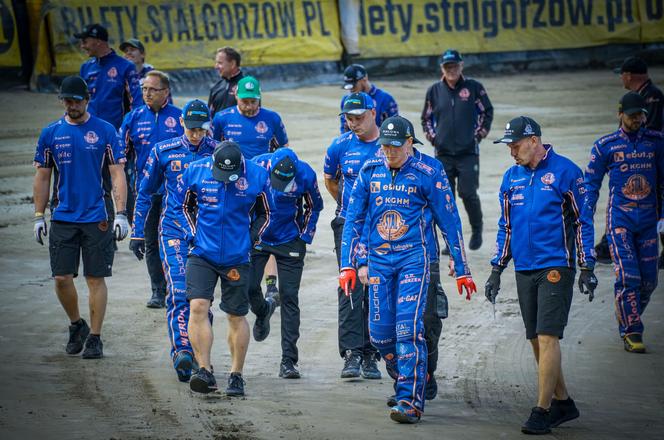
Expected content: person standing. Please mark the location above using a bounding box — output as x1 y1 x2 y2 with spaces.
421 49 493 251
584 92 664 353
324 92 382 379
339 64 398 134
121 70 183 308
339 115 476 423
176 141 272 396
119 38 153 80
131 100 217 381
32 76 129 359
208 46 245 118
75 24 142 130
249 148 324 378
487 116 597 434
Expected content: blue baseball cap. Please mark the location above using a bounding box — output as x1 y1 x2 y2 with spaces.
182 99 211 130
340 92 375 116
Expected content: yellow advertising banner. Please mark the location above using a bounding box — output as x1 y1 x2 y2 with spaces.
42 0 342 74
354 0 664 58
0 0 22 67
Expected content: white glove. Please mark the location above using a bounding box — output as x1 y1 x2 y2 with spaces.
114 213 129 241
34 214 47 245
658 219 664 234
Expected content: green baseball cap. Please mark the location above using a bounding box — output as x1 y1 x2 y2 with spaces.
236 76 261 100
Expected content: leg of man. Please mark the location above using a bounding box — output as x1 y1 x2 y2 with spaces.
636 220 659 318
85 276 108 335
186 255 220 370
456 154 483 248
423 262 444 400
248 249 271 318
219 263 251 373
535 334 566 408
227 314 250 373
274 239 306 366
367 260 397 377
145 194 167 308
50 221 83 321
529 338 570 401
54 275 80 322
80 221 114 335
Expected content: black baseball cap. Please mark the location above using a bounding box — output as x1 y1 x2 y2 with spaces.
340 92 375 116
615 56 648 74
74 24 109 42
271 156 297 192
619 92 648 115
119 38 145 53
182 99 211 130
493 116 542 144
59 76 89 100
343 64 367 90
212 141 243 183
379 116 421 147
440 49 462 65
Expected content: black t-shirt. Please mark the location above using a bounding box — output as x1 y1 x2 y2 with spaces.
638 79 664 131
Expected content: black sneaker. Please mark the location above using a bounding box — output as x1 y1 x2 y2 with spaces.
66 319 90 355
425 374 438 400
266 283 280 306
469 231 482 250
146 291 166 308
190 367 218 394
226 372 245 396
279 359 301 379
549 397 579 428
441 245 450 256
361 354 381 379
81 334 103 359
173 351 194 383
521 406 551 435
340 351 361 378
253 297 277 342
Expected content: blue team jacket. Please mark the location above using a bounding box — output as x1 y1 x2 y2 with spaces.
341 155 470 277
119 103 183 191
80 50 143 129
492 145 595 271
252 148 324 246
132 135 218 239
175 156 272 266
34 116 125 223
585 127 664 220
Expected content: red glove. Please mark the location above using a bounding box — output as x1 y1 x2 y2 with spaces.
456 275 477 300
339 269 357 296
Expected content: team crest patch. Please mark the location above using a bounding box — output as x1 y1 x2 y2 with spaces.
84 131 99 144
165 116 177 128
171 160 181 171
541 172 555 185
98 220 108 232
227 268 241 281
377 210 409 241
622 174 651 200
107 67 118 78
255 121 268 134
459 88 470 99
235 177 249 190
547 270 561 283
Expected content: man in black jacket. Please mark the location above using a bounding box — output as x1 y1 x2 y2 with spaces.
208 47 245 118
421 49 493 251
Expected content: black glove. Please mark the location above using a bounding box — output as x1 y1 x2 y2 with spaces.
578 268 598 302
129 239 145 261
484 265 503 304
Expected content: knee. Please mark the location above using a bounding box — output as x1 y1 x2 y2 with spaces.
537 334 559 350
85 276 105 288
54 275 73 288
189 299 210 318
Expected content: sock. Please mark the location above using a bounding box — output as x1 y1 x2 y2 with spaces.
265 275 277 286
70 319 83 326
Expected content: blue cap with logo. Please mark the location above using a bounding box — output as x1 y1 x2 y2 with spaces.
339 92 375 116
439 49 462 65
182 99 211 130
493 116 542 144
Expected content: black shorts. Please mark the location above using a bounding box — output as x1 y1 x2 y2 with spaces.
186 255 250 316
49 220 115 278
515 267 574 340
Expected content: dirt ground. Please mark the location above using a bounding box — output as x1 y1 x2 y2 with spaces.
0 67 663 440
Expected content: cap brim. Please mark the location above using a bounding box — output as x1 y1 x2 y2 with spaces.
342 82 355 90
378 137 405 147
623 107 648 115
119 42 138 51
270 175 294 192
493 137 515 144
237 93 260 100
184 120 211 130
412 136 423 145
212 167 240 183
58 93 86 101
340 108 368 116
441 60 460 65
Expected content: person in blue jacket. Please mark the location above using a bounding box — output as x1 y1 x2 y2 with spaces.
130 100 217 382
584 92 664 354
249 148 324 379
75 24 142 130
175 141 271 397
339 116 477 424
121 71 183 308
211 76 288 160
486 116 598 435
339 64 398 134
32 76 129 360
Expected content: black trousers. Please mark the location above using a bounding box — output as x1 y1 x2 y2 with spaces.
331 216 377 358
423 262 448 375
248 238 306 363
437 154 483 233
146 194 166 295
